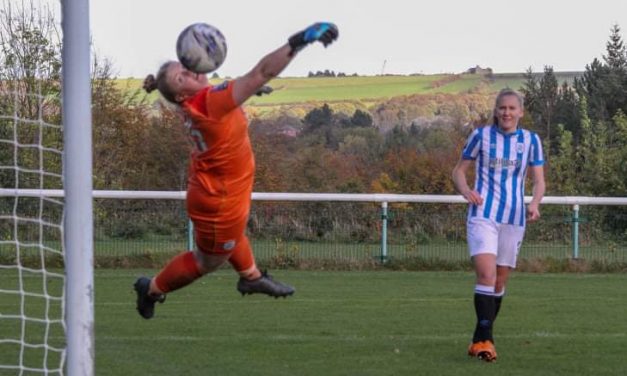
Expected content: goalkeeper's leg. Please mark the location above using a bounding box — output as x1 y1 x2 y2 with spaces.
228 235 295 298
135 249 229 319
134 222 231 319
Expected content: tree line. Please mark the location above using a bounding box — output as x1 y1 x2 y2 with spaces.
1 2 625 241
520 25 627 199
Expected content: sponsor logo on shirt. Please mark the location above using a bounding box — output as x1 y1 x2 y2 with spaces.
489 158 521 168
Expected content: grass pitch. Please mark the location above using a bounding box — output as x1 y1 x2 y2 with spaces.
91 270 626 376
1 270 625 375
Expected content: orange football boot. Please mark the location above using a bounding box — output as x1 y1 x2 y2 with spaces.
467 340 497 362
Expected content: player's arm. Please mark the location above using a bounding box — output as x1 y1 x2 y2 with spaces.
232 44 293 105
452 158 483 205
232 22 338 105
526 165 545 222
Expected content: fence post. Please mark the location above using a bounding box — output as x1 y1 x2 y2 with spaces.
187 219 194 251
380 201 388 263
572 204 579 259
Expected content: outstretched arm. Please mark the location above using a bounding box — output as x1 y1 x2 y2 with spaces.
232 23 338 105
232 44 293 105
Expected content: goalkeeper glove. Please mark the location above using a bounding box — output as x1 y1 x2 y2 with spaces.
288 22 339 56
255 85 274 96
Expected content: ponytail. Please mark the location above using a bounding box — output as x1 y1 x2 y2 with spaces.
142 61 179 103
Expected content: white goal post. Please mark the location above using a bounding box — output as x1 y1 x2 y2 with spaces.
61 0 94 375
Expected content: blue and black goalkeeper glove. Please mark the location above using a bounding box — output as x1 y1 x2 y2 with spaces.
255 85 273 96
288 22 339 56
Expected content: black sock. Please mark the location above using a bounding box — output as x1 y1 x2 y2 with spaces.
472 293 496 343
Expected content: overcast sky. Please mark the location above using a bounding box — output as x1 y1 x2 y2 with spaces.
86 0 627 78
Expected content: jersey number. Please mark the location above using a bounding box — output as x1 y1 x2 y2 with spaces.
189 129 208 153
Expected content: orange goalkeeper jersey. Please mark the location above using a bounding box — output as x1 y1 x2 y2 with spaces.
181 81 254 225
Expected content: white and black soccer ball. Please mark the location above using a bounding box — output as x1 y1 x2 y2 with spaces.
176 23 227 74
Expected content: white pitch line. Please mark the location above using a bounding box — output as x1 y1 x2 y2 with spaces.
43 332 626 343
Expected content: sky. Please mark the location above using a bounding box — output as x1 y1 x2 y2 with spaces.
84 0 627 78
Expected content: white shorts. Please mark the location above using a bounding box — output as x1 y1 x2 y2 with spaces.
467 217 526 268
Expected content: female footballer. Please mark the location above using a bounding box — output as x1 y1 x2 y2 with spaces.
134 22 339 319
452 88 546 361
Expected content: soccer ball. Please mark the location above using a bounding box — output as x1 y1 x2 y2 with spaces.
176 23 227 74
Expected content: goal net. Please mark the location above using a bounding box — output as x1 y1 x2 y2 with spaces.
0 90 66 374
1 0 93 374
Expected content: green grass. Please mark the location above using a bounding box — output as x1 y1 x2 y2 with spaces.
489 77 527 92
120 74 481 105
246 75 480 104
2 270 626 375
3 239 626 272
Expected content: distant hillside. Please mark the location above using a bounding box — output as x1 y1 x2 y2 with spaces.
488 71 582 92
116 71 582 116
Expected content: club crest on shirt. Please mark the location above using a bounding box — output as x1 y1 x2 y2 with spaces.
211 81 229 92
516 143 525 153
222 240 236 251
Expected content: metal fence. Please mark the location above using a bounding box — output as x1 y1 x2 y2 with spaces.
2 190 626 266
89 192 627 265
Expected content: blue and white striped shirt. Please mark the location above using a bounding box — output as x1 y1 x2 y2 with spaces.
462 125 544 226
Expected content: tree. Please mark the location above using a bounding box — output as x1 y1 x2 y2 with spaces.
303 103 333 129
576 24 627 122
349 109 373 127
574 96 606 195
613 111 627 187
538 66 559 155
0 0 62 190
91 58 189 191
547 124 577 194
604 24 627 70
554 81 580 141
522 66 560 158
250 129 295 192
575 58 610 121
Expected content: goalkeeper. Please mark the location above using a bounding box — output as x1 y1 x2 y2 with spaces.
135 22 338 319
